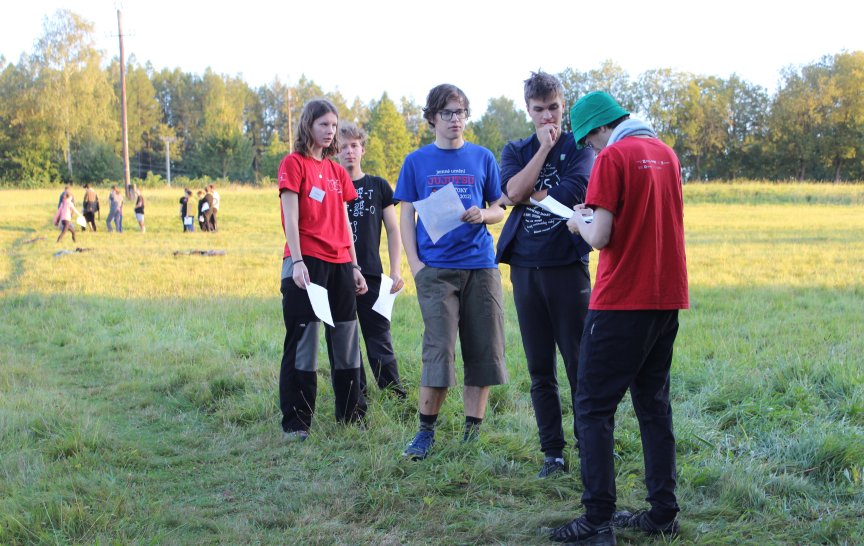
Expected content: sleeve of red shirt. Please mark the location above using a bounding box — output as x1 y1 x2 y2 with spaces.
338 164 358 202
585 150 623 215
277 154 302 194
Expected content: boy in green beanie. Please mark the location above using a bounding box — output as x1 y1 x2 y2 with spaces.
545 91 689 545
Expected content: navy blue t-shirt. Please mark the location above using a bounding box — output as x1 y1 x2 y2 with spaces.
497 133 593 267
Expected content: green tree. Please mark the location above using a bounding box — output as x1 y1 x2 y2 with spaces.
470 96 532 160
0 58 60 183
676 76 729 180
365 93 412 183
30 9 116 180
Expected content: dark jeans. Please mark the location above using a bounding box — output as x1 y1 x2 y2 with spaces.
279 256 367 432
83 211 97 231
356 274 405 397
511 263 590 457
576 310 681 522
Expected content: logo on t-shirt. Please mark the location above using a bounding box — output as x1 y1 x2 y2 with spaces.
523 162 563 235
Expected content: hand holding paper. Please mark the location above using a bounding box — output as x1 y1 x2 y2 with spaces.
412 182 465 244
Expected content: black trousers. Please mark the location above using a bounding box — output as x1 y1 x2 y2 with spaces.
83 211 97 231
511 263 590 457
279 256 367 432
356 275 405 397
576 310 681 522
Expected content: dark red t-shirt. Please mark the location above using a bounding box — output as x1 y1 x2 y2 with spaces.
585 137 689 310
278 153 357 263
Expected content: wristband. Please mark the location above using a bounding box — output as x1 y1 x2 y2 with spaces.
292 259 304 264
352 264 362 271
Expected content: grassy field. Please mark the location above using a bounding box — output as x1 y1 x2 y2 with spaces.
1 183 862 545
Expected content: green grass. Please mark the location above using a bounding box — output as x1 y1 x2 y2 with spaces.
1 183 863 544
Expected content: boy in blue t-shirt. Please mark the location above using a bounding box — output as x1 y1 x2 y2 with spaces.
394 83 508 460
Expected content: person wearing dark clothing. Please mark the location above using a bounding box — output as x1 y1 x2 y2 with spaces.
180 188 195 232
496 72 594 478
338 122 406 399
545 91 689 546
82 184 100 231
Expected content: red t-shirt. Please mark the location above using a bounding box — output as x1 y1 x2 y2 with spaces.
585 137 689 310
278 153 357 263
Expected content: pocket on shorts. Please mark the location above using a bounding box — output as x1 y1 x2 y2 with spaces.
475 268 504 319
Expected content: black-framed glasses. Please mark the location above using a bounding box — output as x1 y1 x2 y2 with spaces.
438 109 469 121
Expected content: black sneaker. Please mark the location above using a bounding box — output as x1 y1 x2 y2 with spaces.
612 510 679 536
283 430 309 442
548 515 616 545
537 457 566 478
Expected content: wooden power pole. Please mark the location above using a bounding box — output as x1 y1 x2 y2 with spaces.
117 9 132 197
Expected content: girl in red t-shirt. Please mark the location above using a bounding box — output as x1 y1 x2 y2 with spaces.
277 99 368 440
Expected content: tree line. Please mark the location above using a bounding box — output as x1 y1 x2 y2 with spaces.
1 10 862 186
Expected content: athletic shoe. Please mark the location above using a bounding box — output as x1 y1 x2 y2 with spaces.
402 430 435 460
537 457 567 478
612 510 680 536
283 430 309 442
547 515 616 545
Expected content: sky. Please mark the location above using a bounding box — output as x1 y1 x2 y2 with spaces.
2 0 862 116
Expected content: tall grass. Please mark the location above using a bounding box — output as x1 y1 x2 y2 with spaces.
1 183 862 544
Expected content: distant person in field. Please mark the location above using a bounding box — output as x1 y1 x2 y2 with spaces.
201 187 214 232
544 91 689 545
106 185 124 232
496 71 595 478
395 83 507 460
277 98 368 441
82 183 100 231
338 121 406 399
57 185 74 209
180 188 195 232
208 183 220 231
196 190 207 231
133 185 146 232
54 192 81 243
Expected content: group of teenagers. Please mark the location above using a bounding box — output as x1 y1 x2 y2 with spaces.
277 72 688 546
54 183 146 242
178 184 221 232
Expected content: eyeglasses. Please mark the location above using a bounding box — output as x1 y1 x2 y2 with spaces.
438 109 469 121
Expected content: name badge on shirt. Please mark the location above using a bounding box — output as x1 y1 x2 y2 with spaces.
309 186 326 203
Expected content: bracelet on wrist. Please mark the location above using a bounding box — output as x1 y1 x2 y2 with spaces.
352 264 362 271
292 258 304 264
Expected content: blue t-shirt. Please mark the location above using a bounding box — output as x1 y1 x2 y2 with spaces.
394 142 501 269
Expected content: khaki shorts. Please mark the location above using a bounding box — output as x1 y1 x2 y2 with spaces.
414 266 507 388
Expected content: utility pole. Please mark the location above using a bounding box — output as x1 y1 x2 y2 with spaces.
117 9 132 198
287 87 293 150
162 136 176 186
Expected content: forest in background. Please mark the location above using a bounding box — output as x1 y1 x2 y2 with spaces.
1 9 863 187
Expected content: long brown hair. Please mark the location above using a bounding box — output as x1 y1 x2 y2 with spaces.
294 99 340 158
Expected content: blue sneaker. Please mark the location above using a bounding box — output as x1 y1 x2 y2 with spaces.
402 430 435 460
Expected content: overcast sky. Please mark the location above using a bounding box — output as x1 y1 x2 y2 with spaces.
2 0 862 115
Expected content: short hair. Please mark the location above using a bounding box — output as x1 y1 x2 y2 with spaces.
422 84 470 128
524 71 563 105
577 115 631 146
339 121 367 148
294 99 341 158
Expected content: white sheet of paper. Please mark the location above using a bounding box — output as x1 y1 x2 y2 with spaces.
305 282 334 327
371 274 403 321
530 195 574 219
201 202 210 212
412 182 466 244
76 215 86 227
